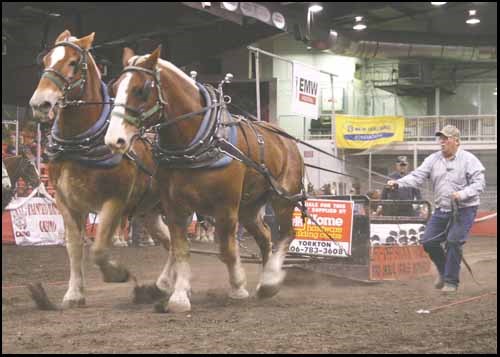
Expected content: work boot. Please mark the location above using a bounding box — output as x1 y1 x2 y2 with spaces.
434 275 444 289
441 283 458 294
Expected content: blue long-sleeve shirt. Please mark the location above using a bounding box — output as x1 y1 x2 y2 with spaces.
396 148 485 211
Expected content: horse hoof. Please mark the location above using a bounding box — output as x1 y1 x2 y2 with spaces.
167 294 191 313
101 266 130 283
153 299 168 313
133 284 167 304
167 302 191 313
228 287 249 299
62 297 86 309
256 283 281 299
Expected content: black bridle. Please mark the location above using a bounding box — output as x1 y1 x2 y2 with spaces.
111 66 169 129
40 41 91 107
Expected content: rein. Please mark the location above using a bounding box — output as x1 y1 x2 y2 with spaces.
389 185 479 285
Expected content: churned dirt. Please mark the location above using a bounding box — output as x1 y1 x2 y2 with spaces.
2 236 497 353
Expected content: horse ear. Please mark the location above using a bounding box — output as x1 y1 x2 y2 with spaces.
55 30 71 44
142 45 161 70
75 32 95 50
122 47 135 67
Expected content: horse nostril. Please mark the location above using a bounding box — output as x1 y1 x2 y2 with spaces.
37 101 51 112
116 138 126 147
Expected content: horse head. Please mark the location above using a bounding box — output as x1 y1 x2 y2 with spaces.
29 29 97 123
105 46 201 154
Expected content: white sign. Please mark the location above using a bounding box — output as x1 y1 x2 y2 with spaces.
321 87 344 112
291 62 321 118
370 223 425 246
272 12 286 29
9 197 65 246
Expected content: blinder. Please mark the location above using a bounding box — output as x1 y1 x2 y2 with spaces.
112 66 167 128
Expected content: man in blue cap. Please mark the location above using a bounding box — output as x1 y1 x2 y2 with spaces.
387 125 485 293
381 155 422 217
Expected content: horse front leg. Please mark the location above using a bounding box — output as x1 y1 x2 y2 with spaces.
56 196 87 308
217 210 249 300
156 210 192 313
91 200 130 283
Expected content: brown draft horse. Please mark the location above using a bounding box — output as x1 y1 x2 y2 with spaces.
29 30 171 308
2 153 41 210
105 47 304 312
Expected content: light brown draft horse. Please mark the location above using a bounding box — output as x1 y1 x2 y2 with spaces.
2 153 41 210
105 47 304 312
29 30 171 308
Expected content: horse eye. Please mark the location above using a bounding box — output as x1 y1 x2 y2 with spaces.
69 60 78 67
133 88 143 97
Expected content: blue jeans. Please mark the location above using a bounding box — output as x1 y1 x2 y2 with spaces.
421 206 478 286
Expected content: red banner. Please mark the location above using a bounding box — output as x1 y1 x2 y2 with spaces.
369 245 432 280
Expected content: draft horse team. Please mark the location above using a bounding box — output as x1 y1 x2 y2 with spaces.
29 30 305 313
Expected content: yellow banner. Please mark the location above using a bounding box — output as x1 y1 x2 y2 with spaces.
335 115 405 149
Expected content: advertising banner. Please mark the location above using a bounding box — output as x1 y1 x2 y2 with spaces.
290 199 353 257
335 115 405 149
369 245 432 280
8 197 64 246
291 62 321 118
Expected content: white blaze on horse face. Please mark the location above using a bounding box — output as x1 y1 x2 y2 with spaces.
29 46 69 120
105 72 135 152
48 45 67 67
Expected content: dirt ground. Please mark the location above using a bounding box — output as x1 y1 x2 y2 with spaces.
2 236 497 354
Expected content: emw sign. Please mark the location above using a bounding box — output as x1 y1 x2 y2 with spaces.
291 62 321 118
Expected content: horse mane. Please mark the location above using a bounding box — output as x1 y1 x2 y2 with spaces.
128 55 197 91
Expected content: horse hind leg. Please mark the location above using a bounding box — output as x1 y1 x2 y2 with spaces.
256 202 295 299
132 213 171 304
217 211 249 300
239 205 273 267
91 200 130 283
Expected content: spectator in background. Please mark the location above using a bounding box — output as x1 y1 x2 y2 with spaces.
381 156 422 216
367 189 383 216
6 144 16 156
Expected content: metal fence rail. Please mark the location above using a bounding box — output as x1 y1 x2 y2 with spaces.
304 114 497 142
404 115 497 142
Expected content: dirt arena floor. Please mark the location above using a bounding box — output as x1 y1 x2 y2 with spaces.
2 236 497 353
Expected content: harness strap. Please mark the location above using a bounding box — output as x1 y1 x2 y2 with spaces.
216 137 348 253
244 120 265 167
114 102 163 128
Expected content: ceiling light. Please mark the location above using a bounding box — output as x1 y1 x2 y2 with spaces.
353 16 367 31
494 88 497 96
430 2 447 6
221 2 238 11
466 9 480 25
308 4 323 13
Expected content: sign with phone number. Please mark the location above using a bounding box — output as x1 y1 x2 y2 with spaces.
290 199 354 258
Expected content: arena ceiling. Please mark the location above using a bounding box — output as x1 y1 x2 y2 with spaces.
2 2 497 105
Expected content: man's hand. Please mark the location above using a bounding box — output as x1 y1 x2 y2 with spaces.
451 192 461 201
386 180 399 190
